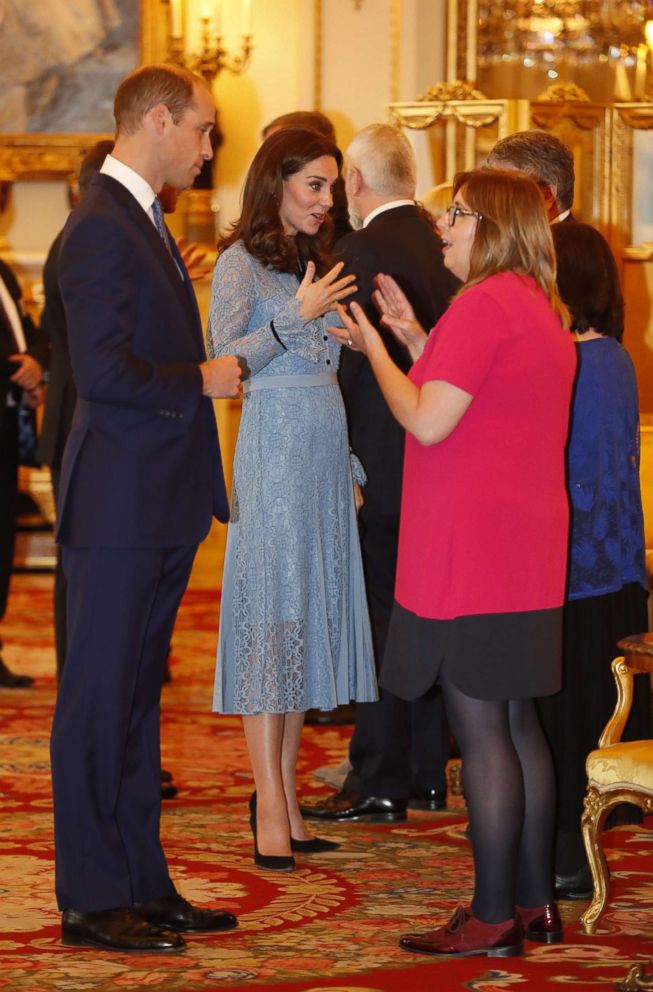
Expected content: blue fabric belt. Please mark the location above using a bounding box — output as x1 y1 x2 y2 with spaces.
243 372 337 394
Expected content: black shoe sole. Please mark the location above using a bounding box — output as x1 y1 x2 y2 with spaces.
300 806 407 823
407 801 447 812
524 930 564 943
555 889 592 901
399 940 524 958
303 810 406 823
61 933 186 953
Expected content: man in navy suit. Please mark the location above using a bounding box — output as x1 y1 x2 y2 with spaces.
50 63 242 954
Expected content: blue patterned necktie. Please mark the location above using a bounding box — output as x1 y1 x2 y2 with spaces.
151 196 173 256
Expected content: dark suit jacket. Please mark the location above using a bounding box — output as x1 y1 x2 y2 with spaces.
0 257 45 426
36 231 76 468
337 204 458 517
56 173 228 548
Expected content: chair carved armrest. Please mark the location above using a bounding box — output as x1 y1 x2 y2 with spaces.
597 657 633 748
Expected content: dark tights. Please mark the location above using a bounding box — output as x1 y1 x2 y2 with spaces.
441 679 556 923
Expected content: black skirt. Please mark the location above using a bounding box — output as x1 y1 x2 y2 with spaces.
380 600 563 702
537 582 651 839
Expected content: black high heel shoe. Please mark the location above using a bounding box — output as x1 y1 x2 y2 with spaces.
248 792 295 872
250 792 340 856
290 836 340 853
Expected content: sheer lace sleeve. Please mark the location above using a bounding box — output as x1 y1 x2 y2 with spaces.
349 451 367 487
206 248 285 375
207 245 324 372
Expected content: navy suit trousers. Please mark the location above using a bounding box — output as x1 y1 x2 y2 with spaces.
51 543 196 911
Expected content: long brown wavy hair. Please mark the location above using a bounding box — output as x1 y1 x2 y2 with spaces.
219 127 342 275
453 168 570 327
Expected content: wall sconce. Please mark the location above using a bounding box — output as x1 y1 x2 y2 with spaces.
167 0 253 83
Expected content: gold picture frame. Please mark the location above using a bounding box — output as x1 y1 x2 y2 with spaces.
0 0 169 184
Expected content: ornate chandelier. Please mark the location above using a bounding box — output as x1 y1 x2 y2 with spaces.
477 0 653 80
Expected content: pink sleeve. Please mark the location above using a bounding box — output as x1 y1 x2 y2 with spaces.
418 287 508 396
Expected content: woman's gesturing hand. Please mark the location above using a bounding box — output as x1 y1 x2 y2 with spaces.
373 273 428 360
296 261 357 322
327 302 382 358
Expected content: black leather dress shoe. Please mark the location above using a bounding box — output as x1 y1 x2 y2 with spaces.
133 892 238 933
0 657 34 688
61 907 185 953
160 768 173 783
161 781 178 800
300 789 407 823
555 864 593 900
408 788 447 811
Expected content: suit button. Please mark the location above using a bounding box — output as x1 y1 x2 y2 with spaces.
326 359 331 365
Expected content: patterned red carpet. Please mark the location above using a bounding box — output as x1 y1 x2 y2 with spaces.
1 574 653 991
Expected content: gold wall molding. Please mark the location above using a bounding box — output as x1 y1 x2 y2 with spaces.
419 80 487 102
0 0 164 183
536 82 591 103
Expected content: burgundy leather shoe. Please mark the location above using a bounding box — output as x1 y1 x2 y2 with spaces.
517 902 563 943
61 907 186 953
133 892 238 933
400 905 524 958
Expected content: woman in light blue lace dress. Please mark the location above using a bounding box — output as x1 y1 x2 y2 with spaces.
207 128 377 869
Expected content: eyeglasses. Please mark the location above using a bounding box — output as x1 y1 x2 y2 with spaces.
445 205 483 227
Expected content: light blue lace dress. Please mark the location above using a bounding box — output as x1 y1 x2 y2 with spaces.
207 241 377 714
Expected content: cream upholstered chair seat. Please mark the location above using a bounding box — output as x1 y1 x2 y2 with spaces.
581 633 653 935
586 742 653 793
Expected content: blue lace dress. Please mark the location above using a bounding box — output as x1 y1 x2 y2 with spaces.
207 241 377 714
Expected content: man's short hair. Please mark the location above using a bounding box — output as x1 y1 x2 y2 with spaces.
113 63 201 137
486 130 575 212
345 124 416 198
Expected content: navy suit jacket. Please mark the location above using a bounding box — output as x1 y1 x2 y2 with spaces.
56 173 228 548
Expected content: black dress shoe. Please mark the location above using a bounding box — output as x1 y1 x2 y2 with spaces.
0 656 34 688
133 892 238 933
408 788 447 811
160 768 173 783
299 789 407 823
61 907 185 953
161 781 178 800
554 864 593 900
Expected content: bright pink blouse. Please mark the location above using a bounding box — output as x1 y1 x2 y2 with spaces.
395 271 576 620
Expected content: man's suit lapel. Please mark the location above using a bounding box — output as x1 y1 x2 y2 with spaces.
94 175 206 359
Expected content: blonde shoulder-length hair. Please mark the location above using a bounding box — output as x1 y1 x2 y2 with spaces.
453 168 570 328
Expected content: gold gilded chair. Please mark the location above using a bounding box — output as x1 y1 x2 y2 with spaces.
580 633 653 935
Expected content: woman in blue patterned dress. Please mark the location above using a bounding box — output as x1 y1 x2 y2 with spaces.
539 222 650 899
207 128 377 870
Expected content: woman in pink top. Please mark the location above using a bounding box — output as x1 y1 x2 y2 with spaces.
331 169 576 958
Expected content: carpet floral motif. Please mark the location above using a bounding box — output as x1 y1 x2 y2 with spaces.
1 578 652 991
